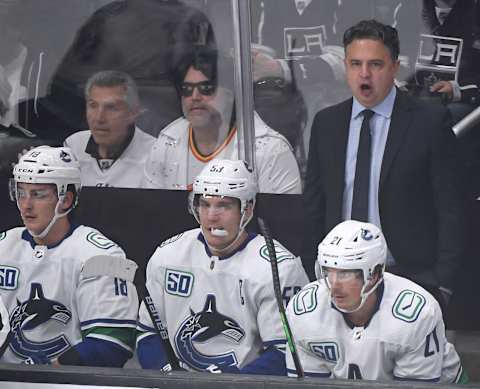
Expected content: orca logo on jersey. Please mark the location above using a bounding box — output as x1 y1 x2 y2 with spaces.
9 283 72 362
174 294 245 371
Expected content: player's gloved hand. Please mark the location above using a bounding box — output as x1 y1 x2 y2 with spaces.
206 364 240 374
23 352 51 365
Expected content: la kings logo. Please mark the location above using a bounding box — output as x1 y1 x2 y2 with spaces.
9 283 72 361
415 34 463 86
174 294 245 371
283 25 327 59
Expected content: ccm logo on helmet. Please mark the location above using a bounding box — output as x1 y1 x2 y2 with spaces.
17 168 35 173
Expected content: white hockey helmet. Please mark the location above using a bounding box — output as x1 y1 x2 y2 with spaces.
190 158 257 229
11 146 81 239
13 146 81 198
316 220 387 312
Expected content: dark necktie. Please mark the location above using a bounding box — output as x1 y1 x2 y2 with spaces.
351 109 374 222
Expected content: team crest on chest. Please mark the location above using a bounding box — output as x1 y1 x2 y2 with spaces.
9 283 72 361
174 294 245 371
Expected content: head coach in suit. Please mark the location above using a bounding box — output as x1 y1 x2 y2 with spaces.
302 19 466 312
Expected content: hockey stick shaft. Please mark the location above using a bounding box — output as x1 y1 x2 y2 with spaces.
257 217 304 378
143 287 180 371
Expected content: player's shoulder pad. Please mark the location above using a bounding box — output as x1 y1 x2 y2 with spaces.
0 227 24 242
159 233 184 249
81 255 138 282
259 239 296 264
391 288 430 323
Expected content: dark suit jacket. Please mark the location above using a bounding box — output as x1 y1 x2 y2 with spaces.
302 90 466 290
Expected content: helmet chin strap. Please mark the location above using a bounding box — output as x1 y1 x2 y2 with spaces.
331 277 384 314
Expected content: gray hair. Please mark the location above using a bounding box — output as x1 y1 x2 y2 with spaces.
84 70 140 110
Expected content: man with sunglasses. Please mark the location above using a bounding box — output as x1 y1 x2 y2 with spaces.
143 47 302 193
0 146 139 366
286 220 467 383
64 70 155 188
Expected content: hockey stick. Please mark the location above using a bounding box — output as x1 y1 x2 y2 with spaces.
143 287 180 371
257 217 304 378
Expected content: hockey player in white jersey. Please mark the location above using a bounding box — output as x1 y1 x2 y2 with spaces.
137 158 308 374
0 146 139 366
286 220 468 383
64 70 155 188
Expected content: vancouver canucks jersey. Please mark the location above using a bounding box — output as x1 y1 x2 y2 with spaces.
286 273 464 383
0 225 139 364
137 228 309 372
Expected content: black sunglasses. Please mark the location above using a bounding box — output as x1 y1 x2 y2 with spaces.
180 81 216 97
